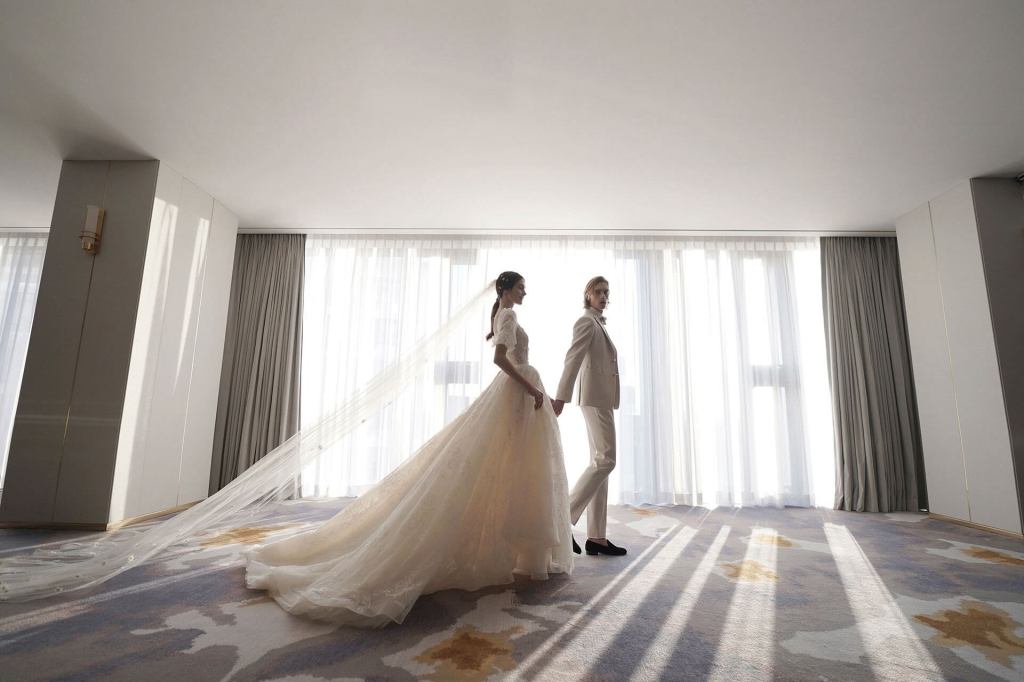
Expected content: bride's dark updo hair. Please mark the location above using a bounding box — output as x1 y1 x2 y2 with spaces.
486 271 524 340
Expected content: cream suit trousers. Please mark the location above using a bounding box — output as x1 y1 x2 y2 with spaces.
569 406 616 539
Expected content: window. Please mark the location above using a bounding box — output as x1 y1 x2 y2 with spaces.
300 235 835 507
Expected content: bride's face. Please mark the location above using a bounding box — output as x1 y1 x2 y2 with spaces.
503 278 526 305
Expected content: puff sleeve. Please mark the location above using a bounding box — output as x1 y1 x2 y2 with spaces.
491 308 518 353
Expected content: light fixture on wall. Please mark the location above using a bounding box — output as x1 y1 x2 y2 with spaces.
81 205 104 254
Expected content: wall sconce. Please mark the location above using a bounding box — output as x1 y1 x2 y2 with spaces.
81 205 104 254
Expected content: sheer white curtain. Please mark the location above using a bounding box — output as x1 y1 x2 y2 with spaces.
302 235 834 507
631 239 835 507
0 234 47 490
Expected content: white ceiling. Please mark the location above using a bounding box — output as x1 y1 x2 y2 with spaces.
1 1 1022 232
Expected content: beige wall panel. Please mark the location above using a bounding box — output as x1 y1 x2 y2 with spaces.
971 178 1024 534
0 162 153 523
109 164 183 521
930 183 1020 534
53 162 159 523
895 203 970 522
133 179 214 516
177 201 238 505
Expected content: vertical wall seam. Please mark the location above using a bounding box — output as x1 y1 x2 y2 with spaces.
927 200 972 522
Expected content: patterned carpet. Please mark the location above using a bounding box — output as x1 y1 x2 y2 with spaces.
1 502 1022 681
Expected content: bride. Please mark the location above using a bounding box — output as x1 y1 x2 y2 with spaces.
245 271 574 626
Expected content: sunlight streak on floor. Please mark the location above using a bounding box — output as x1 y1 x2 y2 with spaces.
514 524 687 680
823 523 943 679
631 525 732 680
708 526 778 681
575 526 700 678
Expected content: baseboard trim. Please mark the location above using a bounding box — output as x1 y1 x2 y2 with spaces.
0 520 108 531
106 501 199 530
0 501 200 532
928 512 1024 540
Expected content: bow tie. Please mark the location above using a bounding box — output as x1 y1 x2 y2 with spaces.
597 315 607 325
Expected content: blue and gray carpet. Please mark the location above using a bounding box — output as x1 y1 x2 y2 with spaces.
1 503 1022 681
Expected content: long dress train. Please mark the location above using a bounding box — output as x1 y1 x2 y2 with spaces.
245 308 573 626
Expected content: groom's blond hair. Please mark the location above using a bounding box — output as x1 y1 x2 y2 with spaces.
583 276 609 308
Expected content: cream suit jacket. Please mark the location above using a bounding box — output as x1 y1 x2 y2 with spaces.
555 308 620 410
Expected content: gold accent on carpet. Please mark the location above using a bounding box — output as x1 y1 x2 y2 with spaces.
415 626 523 680
721 559 778 582
962 546 1024 567
630 508 661 517
198 524 301 547
751 533 796 547
915 600 1024 667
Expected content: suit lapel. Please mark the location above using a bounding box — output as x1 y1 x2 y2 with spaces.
595 316 616 355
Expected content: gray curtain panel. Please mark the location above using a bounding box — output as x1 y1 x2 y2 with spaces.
821 237 927 512
209 234 304 492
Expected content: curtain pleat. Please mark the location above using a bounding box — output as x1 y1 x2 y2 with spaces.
210 234 304 492
822 237 926 512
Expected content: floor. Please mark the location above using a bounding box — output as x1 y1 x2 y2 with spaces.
1 502 1022 681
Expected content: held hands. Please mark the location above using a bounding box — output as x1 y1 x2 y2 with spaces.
530 387 545 410
552 399 565 417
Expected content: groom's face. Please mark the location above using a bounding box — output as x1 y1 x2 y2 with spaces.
589 283 610 311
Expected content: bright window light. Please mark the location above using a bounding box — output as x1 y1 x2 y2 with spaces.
300 236 835 508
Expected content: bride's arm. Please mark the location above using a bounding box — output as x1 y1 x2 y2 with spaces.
494 345 544 410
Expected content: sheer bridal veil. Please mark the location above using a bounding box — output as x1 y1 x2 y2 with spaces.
0 281 497 601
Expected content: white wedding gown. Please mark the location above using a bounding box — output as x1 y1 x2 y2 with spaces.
246 308 573 626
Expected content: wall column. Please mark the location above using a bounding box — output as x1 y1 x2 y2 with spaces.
0 160 237 528
895 178 1023 536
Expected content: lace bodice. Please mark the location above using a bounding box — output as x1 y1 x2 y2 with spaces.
492 308 529 365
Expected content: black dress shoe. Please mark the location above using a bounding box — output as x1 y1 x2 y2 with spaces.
585 539 627 556
572 537 581 555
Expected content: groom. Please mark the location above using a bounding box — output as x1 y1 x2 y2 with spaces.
552 276 627 557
